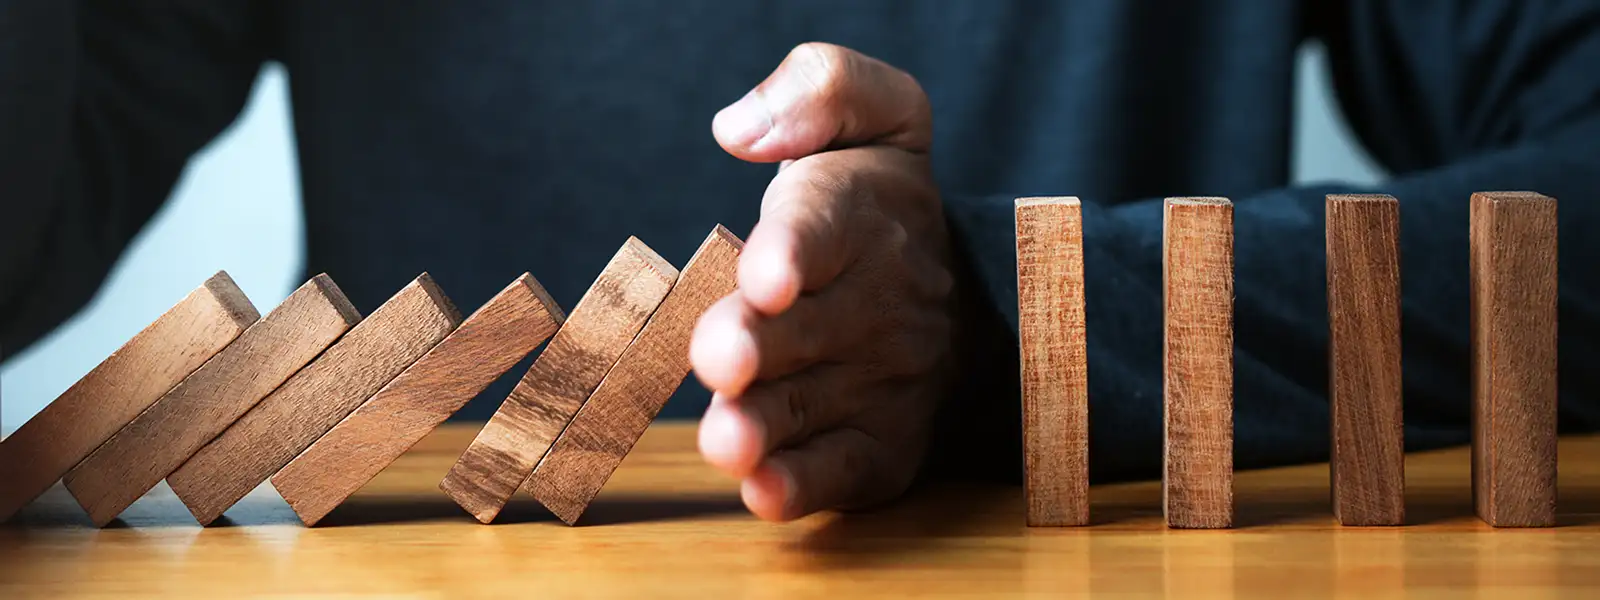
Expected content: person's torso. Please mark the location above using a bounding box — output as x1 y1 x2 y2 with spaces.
271 0 1307 418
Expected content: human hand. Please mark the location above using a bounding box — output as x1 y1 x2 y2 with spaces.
691 43 956 521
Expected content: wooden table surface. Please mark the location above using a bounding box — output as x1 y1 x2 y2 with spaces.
3 423 1598 599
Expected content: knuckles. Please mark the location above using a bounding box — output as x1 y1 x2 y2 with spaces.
779 42 932 149
769 150 868 201
786 42 859 114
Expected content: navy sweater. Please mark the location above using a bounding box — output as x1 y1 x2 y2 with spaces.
3 1 1597 481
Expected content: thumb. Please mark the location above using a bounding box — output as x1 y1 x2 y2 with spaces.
713 42 932 163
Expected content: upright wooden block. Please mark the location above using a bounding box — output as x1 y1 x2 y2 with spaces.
272 274 563 526
1327 194 1405 526
166 274 461 525
1162 197 1234 529
1471 191 1558 528
440 239 677 523
1014 197 1090 527
0 272 258 522
62 275 359 527
525 226 743 525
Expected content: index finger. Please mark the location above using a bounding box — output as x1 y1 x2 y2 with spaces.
739 153 880 315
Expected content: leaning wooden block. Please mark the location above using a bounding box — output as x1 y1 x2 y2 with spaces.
166 274 461 525
525 225 743 525
441 239 677 523
1327 194 1405 526
1162 197 1234 529
1471 191 1559 528
1015 197 1090 527
272 274 564 526
62 275 358 527
0 272 258 522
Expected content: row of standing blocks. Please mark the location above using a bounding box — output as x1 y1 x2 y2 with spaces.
1017 192 1559 529
0 226 746 527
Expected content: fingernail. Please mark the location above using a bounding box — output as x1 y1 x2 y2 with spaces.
693 310 756 393
698 401 742 469
737 399 768 455
739 246 799 314
773 462 799 515
732 326 759 384
713 91 772 149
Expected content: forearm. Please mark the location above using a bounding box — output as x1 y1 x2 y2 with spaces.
0 0 101 354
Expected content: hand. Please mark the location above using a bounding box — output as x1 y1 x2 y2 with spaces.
691 43 956 521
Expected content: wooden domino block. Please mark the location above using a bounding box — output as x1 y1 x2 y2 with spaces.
525 226 743 525
0 272 258 522
166 274 461 525
271 274 563 526
440 239 677 523
62 275 358 527
1326 194 1405 526
1014 197 1090 527
1470 191 1558 528
1162 197 1234 529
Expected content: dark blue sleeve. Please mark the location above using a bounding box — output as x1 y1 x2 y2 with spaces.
0 0 267 355
930 0 1600 482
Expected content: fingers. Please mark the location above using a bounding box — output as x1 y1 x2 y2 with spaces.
690 296 760 396
741 428 904 522
697 363 874 478
738 155 877 314
697 392 764 479
691 271 879 396
713 42 932 163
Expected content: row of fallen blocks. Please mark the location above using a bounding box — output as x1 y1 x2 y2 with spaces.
1018 192 1558 528
0 226 743 527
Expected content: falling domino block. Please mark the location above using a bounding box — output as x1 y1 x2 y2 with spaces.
441 239 677 524
166 274 461 525
1163 197 1234 529
1326 194 1405 526
525 225 743 525
62 275 359 527
271 274 564 526
0 272 258 522
1470 191 1558 528
1014 197 1090 527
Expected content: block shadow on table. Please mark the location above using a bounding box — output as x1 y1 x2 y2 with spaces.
303 493 746 528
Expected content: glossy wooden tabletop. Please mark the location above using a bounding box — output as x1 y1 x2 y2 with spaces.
3 423 1598 599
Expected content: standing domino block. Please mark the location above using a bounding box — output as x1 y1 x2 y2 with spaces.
1015 197 1090 527
441 239 677 523
272 274 564 526
1163 197 1234 529
1327 194 1405 526
166 274 462 525
1471 191 1558 528
63 275 359 527
0 272 258 522
525 226 743 525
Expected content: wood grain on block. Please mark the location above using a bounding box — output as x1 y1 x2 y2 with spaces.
272 274 564 526
61 275 357 527
1162 197 1235 529
1471 191 1559 528
0 272 257 522
441 239 677 523
1015 197 1090 527
1327 194 1405 526
166 274 462 525
526 226 743 525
